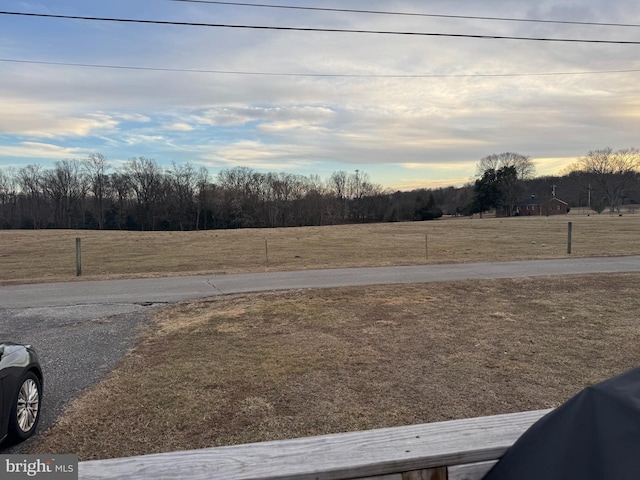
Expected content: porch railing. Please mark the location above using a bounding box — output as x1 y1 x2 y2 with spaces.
79 408 551 480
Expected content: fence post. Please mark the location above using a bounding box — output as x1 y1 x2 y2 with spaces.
567 222 572 254
76 237 82 276
425 234 428 261
265 238 269 268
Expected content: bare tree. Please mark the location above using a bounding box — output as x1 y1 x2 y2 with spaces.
17 164 47 228
299 174 328 226
125 157 165 230
83 153 111 229
216 167 265 227
329 171 347 199
166 162 199 230
476 152 536 180
263 172 292 227
568 147 640 213
195 166 210 230
109 172 134 229
43 160 88 228
347 170 384 222
347 169 362 200
329 170 349 221
0 167 18 227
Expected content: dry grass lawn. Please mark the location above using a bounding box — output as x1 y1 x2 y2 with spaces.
30 273 640 460
1 213 639 285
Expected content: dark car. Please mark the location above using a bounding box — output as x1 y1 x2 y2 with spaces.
0 342 43 444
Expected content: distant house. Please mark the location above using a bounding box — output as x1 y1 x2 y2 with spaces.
495 196 569 217
539 197 569 216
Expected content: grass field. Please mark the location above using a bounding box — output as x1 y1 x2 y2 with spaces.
7 213 639 460
1 212 639 285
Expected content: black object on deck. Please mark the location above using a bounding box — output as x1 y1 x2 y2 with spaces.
483 366 640 480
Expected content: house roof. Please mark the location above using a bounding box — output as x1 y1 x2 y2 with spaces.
541 197 568 206
517 196 567 206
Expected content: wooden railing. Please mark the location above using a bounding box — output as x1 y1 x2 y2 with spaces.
78 409 551 480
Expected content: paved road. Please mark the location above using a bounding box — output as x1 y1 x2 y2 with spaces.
1 255 639 451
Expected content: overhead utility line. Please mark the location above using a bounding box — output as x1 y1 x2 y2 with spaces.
2 11 640 44
169 0 640 29
3 58 640 78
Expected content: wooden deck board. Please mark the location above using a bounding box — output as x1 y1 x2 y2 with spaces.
79 409 550 480
448 460 497 480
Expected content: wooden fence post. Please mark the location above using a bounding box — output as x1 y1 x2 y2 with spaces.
425 234 428 261
76 237 82 276
265 239 269 268
567 222 572 254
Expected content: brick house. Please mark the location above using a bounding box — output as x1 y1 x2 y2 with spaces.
539 197 569 216
495 196 569 217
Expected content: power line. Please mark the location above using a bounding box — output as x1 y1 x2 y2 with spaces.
169 0 640 29
2 10 640 44
3 57 640 78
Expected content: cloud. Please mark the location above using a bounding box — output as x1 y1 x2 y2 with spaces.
162 122 194 132
0 141 88 161
393 175 474 191
0 98 120 138
200 140 317 171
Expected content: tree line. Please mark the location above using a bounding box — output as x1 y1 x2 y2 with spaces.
1 148 638 231
468 148 640 216
0 155 443 230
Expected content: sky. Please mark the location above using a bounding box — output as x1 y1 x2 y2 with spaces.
1 0 640 191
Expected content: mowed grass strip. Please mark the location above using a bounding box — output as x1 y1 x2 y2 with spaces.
30 273 640 460
1 213 639 285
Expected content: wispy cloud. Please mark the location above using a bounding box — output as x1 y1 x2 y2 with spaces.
0 141 88 161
